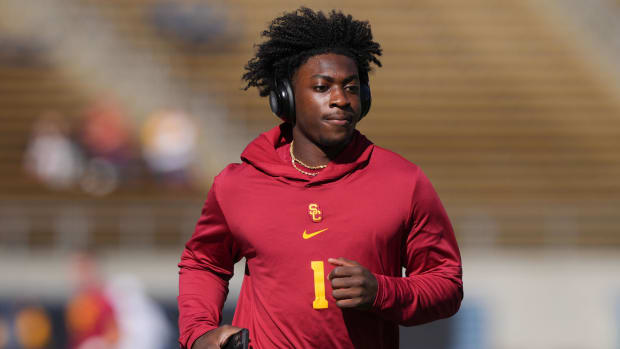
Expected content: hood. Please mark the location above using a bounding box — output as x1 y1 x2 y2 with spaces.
240 123 373 186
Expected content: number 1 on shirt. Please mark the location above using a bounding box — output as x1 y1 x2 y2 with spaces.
311 261 328 309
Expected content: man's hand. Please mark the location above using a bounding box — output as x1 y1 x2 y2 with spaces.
328 257 378 310
192 325 243 349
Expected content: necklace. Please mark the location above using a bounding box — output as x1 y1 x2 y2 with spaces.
290 141 327 176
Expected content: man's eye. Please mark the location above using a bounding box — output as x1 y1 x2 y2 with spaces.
313 85 328 92
346 85 360 93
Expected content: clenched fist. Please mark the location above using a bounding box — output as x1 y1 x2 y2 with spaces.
328 257 378 310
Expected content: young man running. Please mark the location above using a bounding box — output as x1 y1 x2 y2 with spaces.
178 7 463 349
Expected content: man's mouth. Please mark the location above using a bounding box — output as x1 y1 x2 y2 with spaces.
324 114 352 126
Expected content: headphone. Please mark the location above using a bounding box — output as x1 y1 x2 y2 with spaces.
269 78 372 122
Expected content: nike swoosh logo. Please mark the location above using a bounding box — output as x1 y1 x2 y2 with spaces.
302 228 328 239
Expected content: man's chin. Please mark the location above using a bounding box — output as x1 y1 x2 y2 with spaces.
319 132 353 150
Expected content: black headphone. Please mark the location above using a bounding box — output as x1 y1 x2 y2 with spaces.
269 78 372 122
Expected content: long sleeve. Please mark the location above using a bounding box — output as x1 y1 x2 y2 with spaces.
178 181 241 348
371 169 463 326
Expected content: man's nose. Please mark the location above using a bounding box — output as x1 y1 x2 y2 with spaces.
329 86 350 108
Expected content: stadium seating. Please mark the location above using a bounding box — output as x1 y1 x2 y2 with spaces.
1 0 619 248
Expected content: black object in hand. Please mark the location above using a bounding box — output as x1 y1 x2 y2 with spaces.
222 329 249 349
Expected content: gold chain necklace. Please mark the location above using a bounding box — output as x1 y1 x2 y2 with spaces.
290 141 327 176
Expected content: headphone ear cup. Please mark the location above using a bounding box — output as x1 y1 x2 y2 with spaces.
282 79 295 121
360 84 371 119
269 90 281 117
269 79 296 122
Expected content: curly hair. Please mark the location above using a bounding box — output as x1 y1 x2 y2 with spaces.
242 7 382 97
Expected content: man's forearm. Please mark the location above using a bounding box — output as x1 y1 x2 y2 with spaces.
371 268 463 326
178 267 230 349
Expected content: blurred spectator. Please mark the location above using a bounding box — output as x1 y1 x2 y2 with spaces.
150 1 230 46
140 109 197 187
79 99 133 167
105 275 172 349
0 303 54 349
78 99 134 196
23 111 83 190
14 306 53 349
65 251 118 349
65 251 172 349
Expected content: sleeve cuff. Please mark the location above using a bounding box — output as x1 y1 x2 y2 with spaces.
371 273 388 311
184 325 217 349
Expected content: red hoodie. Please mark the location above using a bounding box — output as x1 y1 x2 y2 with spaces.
178 124 463 349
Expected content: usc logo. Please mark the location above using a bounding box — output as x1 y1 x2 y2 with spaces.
308 203 322 222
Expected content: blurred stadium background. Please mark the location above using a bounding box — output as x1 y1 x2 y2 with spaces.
1 0 619 348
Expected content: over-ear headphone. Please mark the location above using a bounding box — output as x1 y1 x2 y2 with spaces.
269 78 372 122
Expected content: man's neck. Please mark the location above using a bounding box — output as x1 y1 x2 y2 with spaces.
291 135 348 167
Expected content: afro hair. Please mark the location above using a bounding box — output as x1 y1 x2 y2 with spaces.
242 7 382 97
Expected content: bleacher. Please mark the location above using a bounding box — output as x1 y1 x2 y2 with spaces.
0 60 202 248
1 0 619 249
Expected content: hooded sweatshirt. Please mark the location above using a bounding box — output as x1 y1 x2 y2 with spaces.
178 124 463 349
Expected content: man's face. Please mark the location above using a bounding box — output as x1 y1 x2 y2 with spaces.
292 53 362 149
